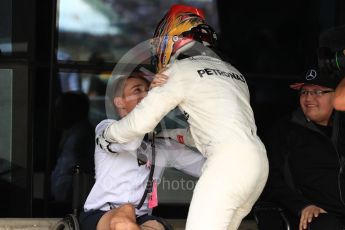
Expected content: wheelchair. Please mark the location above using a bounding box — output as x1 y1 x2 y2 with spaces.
52 165 173 230
52 165 95 230
253 201 292 230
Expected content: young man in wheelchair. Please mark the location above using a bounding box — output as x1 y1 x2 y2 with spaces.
79 73 205 230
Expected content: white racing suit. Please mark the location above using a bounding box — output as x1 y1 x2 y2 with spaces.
104 55 269 230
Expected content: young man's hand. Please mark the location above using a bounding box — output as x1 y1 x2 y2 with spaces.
150 73 168 89
299 205 327 230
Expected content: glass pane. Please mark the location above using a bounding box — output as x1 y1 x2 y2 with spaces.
0 64 30 217
59 70 188 128
0 0 12 54
57 0 219 62
59 71 110 126
0 69 13 182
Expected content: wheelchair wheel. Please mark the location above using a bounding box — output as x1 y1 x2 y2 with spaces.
52 214 80 230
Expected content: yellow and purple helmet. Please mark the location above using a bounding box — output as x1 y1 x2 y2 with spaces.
152 4 217 72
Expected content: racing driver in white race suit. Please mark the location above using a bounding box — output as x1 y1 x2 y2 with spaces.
99 4 269 230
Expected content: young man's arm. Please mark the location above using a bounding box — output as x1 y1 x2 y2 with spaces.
265 120 312 216
334 77 345 111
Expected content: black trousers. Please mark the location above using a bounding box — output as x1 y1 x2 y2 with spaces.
288 213 345 230
307 213 345 230
256 210 345 230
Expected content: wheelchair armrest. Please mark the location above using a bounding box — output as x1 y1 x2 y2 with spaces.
254 201 284 212
72 165 95 216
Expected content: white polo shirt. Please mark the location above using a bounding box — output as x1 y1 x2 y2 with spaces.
84 119 205 216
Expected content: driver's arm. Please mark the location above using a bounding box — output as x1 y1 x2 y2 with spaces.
104 67 186 143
